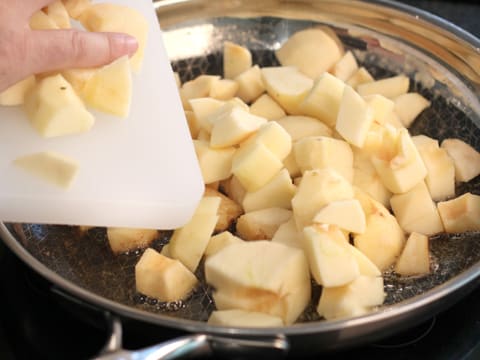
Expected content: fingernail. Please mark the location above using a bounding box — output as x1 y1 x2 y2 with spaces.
112 33 139 53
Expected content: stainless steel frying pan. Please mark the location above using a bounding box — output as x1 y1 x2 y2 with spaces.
1 0 480 358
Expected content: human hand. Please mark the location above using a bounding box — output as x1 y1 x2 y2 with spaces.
0 0 138 92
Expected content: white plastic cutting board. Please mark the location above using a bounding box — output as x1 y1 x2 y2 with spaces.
0 0 204 229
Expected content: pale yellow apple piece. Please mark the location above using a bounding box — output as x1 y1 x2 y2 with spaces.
29 11 59 30
364 94 395 126
235 65 265 103
242 168 296 212
193 140 235 184
79 3 148 72
208 309 284 327
184 110 200 138
292 168 354 229
44 1 71 28
336 85 374 148
60 68 95 97
276 28 343 79
261 67 313 114
106 228 158 254
293 136 353 183
168 196 221 272
179 75 221 110
221 175 246 206
357 75 409 99
412 135 455 201
62 0 91 19
394 232 430 276
299 72 345 128
160 244 170 257
250 94 286 120
437 192 480 233
275 115 333 141
223 41 252 79
303 226 360 287
202 97 249 132
232 142 284 192
441 138 480 182
82 56 132 117
24 74 94 137
205 240 311 325
394 92 431 127
283 151 301 178
204 187 243 233
209 79 239 100
204 231 244 257
390 181 444 235
189 98 225 132
332 51 358 81
313 199 366 234
210 107 267 148
354 190 406 271
135 248 198 302
0 76 36 106
236 207 292 241
173 72 181 88
317 276 385 320
271 217 302 249
346 67 374 88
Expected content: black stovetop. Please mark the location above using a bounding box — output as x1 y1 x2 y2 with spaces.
1 1 479 359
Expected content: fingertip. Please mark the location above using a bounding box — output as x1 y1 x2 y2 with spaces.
110 33 139 58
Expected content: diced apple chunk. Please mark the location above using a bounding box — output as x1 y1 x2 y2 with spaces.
346 67 374 88
221 175 246 206
441 138 480 182
208 309 284 327
204 187 243 233
0 76 36 106
29 11 59 30
135 248 198 302
394 232 430 276
62 0 92 19
14 151 79 189
189 97 225 132
106 228 158 254
209 79 238 100
276 28 343 79
357 75 410 99
313 199 366 234
390 182 444 235
239 121 292 161
250 94 286 120
271 218 302 249
45 1 71 29
204 231 244 257
235 65 265 103
205 240 311 325
223 41 252 79
60 68 95 97
394 93 430 127
194 140 235 184
24 74 94 137
236 208 292 240
275 116 333 141
332 51 358 81
180 75 221 110
437 192 480 233
364 94 395 126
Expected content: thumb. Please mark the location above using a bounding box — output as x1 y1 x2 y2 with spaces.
25 29 138 74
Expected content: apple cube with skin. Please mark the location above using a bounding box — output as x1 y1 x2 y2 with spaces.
364 94 395 126
24 74 94 137
293 136 354 183
317 275 385 320
79 3 148 72
412 135 455 201
313 199 366 234
302 226 360 287
332 51 358 81
193 140 236 184
0 75 36 106
236 208 292 241
394 232 430 276
168 196 221 272
205 240 311 325
292 168 355 230
179 75 221 110
437 192 480 233
223 41 252 79
336 85 375 148
232 142 284 192
189 98 225 132
346 67 374 88
354 190 406 271
371 127 427 194
390 182 444 235
276 28 343 79
250 94 286 120
62 0 92 19
44 1 71 29
204 231 244 257
106 228 158 254
29 11 59 30
210 107 267 148
441 138 480 182
135 248 198 302
209 79 239 101
235 65 266 103
357 75 410 99
299 72 345 128
261 67 313 115
82 55 132 118
208 309 284 327
13 151 79 189
242 168 296 212
275 116 333 142
271 218 303 249
394 92 431 127
204 187 243 233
